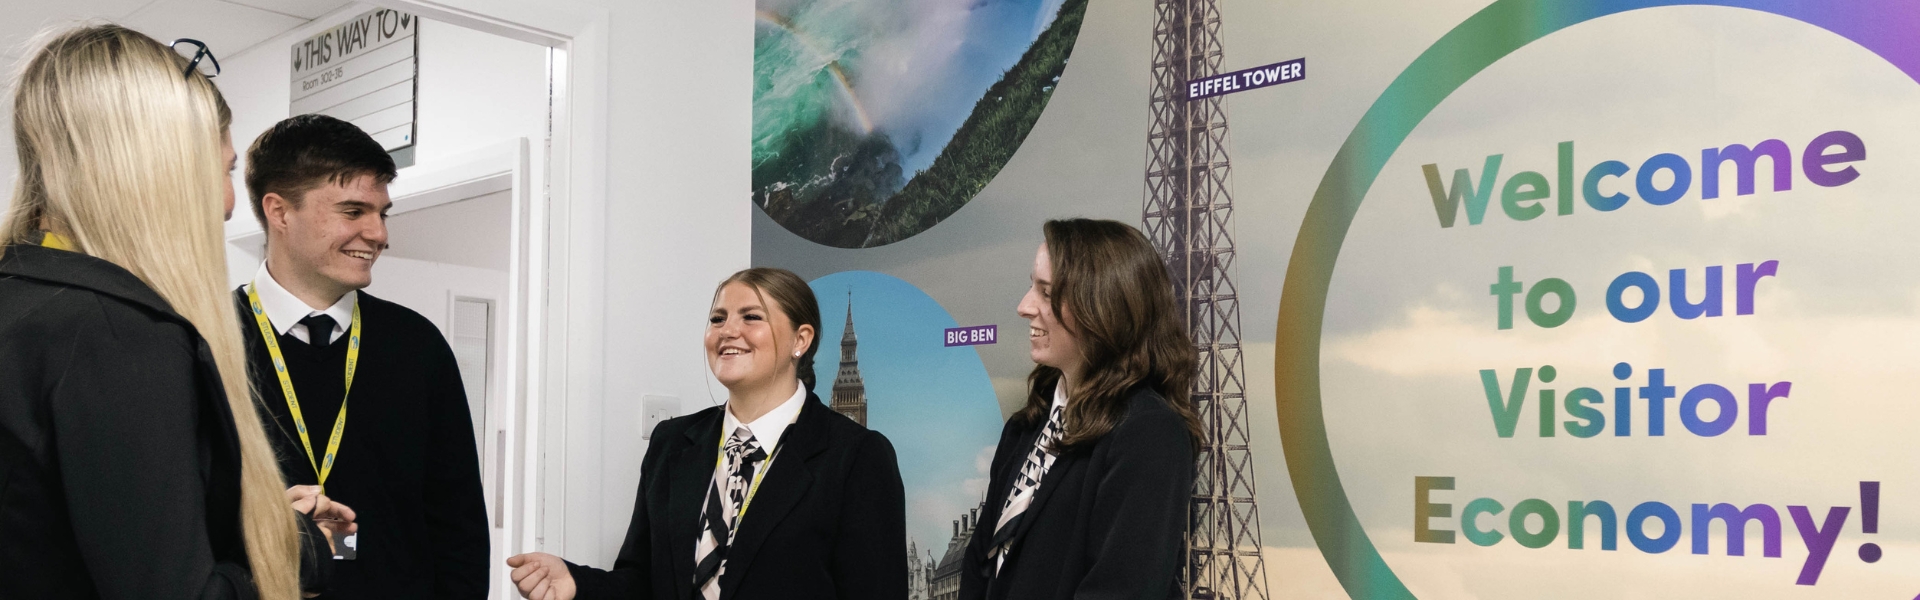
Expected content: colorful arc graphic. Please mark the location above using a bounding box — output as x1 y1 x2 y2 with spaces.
1275 1 1920 598
754 10 876 134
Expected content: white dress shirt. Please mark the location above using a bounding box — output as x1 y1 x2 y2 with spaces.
696 382 807 600
251 261 357 345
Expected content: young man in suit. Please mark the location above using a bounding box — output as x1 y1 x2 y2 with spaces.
235 114 490 598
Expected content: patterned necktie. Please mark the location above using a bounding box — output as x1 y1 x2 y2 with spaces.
987 403 1065 573
693 427 767 594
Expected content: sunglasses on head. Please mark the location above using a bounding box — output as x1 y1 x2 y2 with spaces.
169 38 219 80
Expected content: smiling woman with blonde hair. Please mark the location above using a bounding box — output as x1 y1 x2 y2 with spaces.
0 25 344 599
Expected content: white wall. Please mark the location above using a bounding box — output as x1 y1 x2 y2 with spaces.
384 0 753 567
411 21 550 168
220 6 550 260
553 0 752 565
382 188 513 270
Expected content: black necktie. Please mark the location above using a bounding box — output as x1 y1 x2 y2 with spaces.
298 314 337 346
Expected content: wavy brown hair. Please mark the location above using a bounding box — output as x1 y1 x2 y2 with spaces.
1017 219 1202 453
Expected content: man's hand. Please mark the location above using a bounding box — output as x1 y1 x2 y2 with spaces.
507 552 576 600
286 485 358 551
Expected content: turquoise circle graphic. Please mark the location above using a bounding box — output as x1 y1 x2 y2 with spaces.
1273 1 1920 597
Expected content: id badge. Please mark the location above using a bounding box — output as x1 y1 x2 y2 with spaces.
333 530 358 561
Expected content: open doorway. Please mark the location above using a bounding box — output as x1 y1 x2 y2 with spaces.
362 139 533 598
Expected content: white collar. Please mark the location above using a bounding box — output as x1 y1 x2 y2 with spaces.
252 261 357 343
722 381 808 452
1052 381 1069 410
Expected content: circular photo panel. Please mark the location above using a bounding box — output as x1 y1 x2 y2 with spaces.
807 270 1003 585
755 0 1089 248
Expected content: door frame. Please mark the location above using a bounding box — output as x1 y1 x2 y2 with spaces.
365 0 610 595
381 138 528 594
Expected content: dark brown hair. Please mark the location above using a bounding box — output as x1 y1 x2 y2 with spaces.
243 114 397 234
1019 218 1202 453
713 267 824 394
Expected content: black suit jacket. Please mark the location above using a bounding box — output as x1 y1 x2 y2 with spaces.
958 385 1195 600
0 244 329 599
567 393 908 600
233 287 489 599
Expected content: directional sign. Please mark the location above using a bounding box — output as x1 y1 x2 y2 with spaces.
290 8 418 151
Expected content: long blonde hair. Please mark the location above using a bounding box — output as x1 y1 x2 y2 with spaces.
3 25 302 600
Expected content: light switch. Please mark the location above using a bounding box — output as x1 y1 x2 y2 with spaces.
641 395 680 440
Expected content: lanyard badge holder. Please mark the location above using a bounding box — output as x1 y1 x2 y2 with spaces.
248 283 361 559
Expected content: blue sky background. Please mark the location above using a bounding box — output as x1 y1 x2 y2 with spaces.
893 0 1063 172
809 270 1003 561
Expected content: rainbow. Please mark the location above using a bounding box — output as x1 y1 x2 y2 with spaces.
757 10 875 134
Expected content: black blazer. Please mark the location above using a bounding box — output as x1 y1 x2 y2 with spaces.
232 287 491 599
566 393 907 600
958 385 1195 600
0 244 329 600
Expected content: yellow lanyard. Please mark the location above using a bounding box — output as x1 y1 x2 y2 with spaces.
38 231 74 250
247 283 360 492
715 426 783 524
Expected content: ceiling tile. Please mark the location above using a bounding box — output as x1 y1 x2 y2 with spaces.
221 0 353 20
122 0 307 59
2 0 159 58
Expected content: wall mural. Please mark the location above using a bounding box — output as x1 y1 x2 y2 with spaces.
757 0 1920 597
753 0 1087 248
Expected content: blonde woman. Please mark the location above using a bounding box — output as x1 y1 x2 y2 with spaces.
0 26 350 599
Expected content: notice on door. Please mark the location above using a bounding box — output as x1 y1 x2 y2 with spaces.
290 8 418 151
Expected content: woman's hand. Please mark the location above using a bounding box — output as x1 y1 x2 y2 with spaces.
507 552 577 600
286 485 358 552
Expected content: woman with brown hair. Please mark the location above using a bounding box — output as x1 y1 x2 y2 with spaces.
0 25 349 599
507 267 907 600
959 218 1202 600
